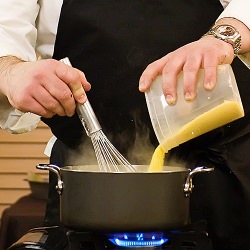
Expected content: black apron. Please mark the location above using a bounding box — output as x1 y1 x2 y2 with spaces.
44 0 225 156
41 1 250 249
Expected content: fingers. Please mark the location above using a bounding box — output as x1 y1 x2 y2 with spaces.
39 60 92 116
202 65 217 91
8 96 52 119
139 56 168 92
4 59 92 118
161 54 183 105
201 36 234 90
33 60 89 117
139 37 235 105
34 81 76 117
9 78 72 118
54 62 91 104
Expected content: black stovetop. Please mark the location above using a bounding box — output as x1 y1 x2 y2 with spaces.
66 221 212 250
8 221 213 250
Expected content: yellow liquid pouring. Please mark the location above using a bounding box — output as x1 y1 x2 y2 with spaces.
148 101 244 172
148 145 165 172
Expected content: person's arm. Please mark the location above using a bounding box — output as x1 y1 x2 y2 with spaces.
139 9 250 104
212 18 250 55
218 0 250 67
0 0 90 133
0 56 91 133
0 55 91 128
0 0 40 132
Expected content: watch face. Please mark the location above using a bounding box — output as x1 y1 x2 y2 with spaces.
215 25 237 39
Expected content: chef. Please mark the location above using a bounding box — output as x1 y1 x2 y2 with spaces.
0 0 250 249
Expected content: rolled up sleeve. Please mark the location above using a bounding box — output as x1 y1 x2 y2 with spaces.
0 0 39 61
0 0 41 133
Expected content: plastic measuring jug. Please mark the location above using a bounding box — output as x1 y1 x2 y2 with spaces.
145 64 244 153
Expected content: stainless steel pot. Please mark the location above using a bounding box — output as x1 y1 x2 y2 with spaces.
37 164 213 232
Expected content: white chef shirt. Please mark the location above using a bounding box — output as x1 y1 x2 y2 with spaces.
0 0 250 134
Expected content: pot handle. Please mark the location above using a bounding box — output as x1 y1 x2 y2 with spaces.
36 164 64 195
184 166 214 197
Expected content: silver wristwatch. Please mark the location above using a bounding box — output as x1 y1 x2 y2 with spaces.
204 24 241 55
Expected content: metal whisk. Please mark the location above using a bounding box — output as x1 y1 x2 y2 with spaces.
61 57 135 172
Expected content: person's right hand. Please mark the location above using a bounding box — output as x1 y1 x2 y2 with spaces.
0 57 91 118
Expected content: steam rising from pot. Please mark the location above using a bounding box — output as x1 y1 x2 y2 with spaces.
66 112 156 167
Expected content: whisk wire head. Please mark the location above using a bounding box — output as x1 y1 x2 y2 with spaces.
91 131 136 172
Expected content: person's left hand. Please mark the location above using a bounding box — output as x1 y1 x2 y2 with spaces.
139 36 234 105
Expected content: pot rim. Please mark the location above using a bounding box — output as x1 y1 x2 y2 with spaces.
60 165 190 174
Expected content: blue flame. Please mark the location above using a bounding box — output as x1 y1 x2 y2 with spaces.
108 232 168 247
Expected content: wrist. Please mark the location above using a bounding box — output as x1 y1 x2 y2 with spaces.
215 18 250 54
201 34 235 55
0 55 24 69
203 24 241 56
0 56 25 96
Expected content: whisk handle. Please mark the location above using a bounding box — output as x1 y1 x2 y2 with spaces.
77 101 102 136
60 57 102 136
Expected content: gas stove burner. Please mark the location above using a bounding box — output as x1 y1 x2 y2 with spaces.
7 221 213 250
107 232 168 248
